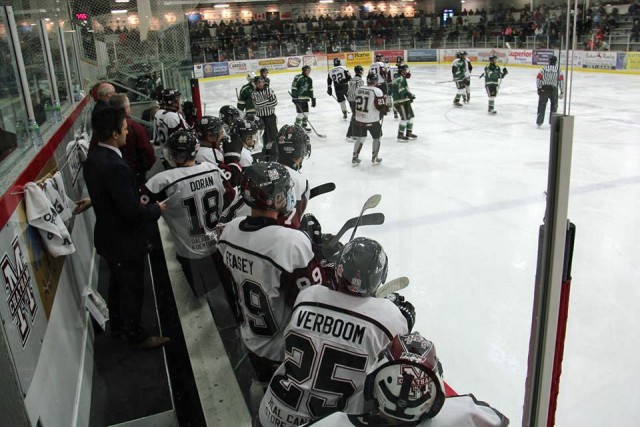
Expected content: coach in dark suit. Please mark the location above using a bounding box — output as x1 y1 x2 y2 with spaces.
85 106 169 349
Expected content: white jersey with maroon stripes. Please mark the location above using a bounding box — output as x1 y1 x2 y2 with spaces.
195 146 224 165
355 86 386 124
303 394 509 426
259 285 409 427
329 65 350 87
145 162 226 259
217 217 324 361
368 62 388 84
154 109 190 147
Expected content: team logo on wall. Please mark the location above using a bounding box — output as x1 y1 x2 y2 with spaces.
1 237 38 347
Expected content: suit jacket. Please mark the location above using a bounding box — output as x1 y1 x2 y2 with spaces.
84 145 161 261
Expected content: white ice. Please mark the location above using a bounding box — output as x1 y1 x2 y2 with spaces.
201 65 640 426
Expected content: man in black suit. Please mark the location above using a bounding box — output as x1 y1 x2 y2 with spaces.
85 106 169 349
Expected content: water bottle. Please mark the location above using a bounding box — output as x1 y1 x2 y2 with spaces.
28 119 43 147
53 100 62 122
15 120 29 149
44 101 53 123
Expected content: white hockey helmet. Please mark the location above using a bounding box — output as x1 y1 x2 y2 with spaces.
247 71 257 82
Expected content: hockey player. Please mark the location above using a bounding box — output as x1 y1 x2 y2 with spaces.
237 72 257 116
154 88 190 146
195 115 225 164
215 162 328 384
228 117 259 167
303 332 509 426
346 65 365 141
259 67 271 89
462 50 473 103
392 64 417 141
369 53 390 95
390 56 405 119
276 124 311 228
252 76 279 162
291 65 316 132
536 55 564 127
259 237 415 427
144 131 233 296
327 58 352 120
451 52 467 107
482 55 508 115
352 73 389 166
219 105 241 130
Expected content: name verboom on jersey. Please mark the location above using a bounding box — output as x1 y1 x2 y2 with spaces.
296 310 366 345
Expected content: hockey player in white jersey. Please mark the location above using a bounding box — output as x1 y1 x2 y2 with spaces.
303 332 509 427
369 54 390 96
144 131 233 296
346 65 365 141
153 88 190 146
462 50 473 103
276 124 311 229
327 58 352 120
352 73 389 166
258 237 416 427
228 117 260 167
215 162 329 383
194 115 225 165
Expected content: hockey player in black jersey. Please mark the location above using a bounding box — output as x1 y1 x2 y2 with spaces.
304 332 509 427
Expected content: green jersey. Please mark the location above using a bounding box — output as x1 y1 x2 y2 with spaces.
484 63 503 86
451 59 466 80
392 75 411 104
291 74 314 100
237 83 255 113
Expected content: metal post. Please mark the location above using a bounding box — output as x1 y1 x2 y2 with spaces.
71 30 83 90
627 34 630 52
4 6 34 119
523 114 575 427
160 62 166 87
113 39 118 63
57 26 74 104
38 19 59 103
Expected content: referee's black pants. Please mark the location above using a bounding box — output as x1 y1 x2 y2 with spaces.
537 86 558 126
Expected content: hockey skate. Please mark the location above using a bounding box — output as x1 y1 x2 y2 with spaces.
352 155 361 166
343 111 348 120
453 100 463 107
397 132 409 141
488 108 497 115
462 95 468 104
302 125 312 132
406 132 418 139
394 111 398 119
371 155 382 165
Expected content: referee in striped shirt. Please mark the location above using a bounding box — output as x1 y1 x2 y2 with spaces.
252 76 279 161
536 55 565 127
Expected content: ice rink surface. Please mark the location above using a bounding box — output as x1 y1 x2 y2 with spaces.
201 64 640 426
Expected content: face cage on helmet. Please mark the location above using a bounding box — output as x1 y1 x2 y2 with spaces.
370 360 445 423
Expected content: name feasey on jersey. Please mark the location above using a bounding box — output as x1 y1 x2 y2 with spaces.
224 251 254 275
296 310 366 345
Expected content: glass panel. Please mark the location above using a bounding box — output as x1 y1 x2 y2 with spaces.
47 24 69 106
0 8 31 175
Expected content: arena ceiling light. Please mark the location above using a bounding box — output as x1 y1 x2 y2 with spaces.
115 0 131 3
214 4 229 8
319 0 334 3
111 9 128 14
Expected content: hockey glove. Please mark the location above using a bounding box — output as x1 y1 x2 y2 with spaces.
223 136 243 161
410 93 416 101
300 213 322 245
385 293 416 332
327 87 332 96
311 98 317 108
537 88 543 96
502 67 508 76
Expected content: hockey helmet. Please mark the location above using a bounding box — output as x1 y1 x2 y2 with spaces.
489 55 498 62
182 101 197 120
247 71 257 82
219 105 241 126
277 124 311 170
302 65 311 74
161 88 181 108
364 332 445 423
164 130 200 167
231 117 259 148
335 237 388 297
334 58 342 67
366 72 378 85
549 55 558 65
260 67 269 76
197 115 225 139
241 162 295 213
398 64 411 79
254 75 265 87
375 53 383 62
354 65 365 76
396 56 404 64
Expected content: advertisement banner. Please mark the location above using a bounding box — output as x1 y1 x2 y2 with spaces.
228 60 250 75
203 62 229 78
287 56 303 69
579 51 617 70
441 49 479 62
326 52 345 67
533 49 557 65
257 58 287 71
374 50 405 62
475 48 508 63
346 51 373 69
508 49 533 65
303 55 319 67
194 64 204 79
407 49 438 62
620 52 640 71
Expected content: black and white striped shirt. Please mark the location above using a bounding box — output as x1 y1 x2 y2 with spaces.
252 88 278 117
537 65 565 93
347 75 364 102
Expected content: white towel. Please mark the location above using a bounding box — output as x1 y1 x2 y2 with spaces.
24 182 75 257
53 172 74 222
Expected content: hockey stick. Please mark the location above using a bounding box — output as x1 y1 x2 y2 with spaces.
328 212 385 249
349 194 382 241
375 276 410 298
288 90 327 138
310 182 336 199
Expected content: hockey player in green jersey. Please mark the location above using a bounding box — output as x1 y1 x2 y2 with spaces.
451 52 467 107
237 72 257 116
291 65 316 132
481 55 508 115
392 65 417 140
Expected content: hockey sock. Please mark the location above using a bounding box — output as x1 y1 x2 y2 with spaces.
372 138 381 157
302 113 309 127
489 99 495 110
454 95 461 102
353 139 364 156
406 119 414 133
295 113 304 126
399 120 407 134
340 100 348 113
